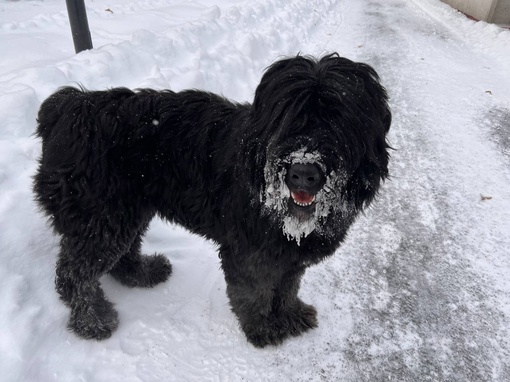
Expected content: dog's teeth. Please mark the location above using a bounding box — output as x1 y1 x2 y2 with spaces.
291 194 315 207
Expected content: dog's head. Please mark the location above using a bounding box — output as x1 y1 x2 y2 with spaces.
244 53 391 245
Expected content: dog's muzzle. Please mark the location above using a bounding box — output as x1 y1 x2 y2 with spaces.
262 147 344 245
285 163 325 216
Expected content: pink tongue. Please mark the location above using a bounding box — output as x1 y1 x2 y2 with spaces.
292 191 314 204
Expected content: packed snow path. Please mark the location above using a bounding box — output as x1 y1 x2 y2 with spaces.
1 0 510 381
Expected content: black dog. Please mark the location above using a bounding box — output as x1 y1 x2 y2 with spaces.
33 53 391 347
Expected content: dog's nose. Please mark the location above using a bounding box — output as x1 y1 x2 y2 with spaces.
287 163 322 190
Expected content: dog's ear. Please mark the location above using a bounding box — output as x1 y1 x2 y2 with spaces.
252 59 289 112
348 104 391 209
382 103 392 134
252 55 317 114
348 117 391 210
347 131 390 209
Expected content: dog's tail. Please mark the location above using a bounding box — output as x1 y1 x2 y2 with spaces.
36 87 83 142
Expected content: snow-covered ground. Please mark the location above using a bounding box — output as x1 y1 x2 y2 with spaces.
1 0 510 380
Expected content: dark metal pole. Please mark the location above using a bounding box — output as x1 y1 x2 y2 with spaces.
66 0 93 53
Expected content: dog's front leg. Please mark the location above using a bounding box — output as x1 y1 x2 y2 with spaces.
223 257 317 347
272 266 318 336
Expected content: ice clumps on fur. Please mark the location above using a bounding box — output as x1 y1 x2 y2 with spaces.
262 147 347 246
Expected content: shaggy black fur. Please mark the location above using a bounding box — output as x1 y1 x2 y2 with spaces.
33 53 391 347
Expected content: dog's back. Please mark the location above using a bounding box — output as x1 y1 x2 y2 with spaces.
33 86 247 236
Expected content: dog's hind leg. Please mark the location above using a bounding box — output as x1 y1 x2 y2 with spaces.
109 223 172 288
55 233 124 340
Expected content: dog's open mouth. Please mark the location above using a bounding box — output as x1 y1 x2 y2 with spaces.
290 191 316 207
284 161 324 217
287 188 318 221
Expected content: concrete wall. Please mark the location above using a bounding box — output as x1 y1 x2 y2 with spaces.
492 0 510 24
442 0 510 24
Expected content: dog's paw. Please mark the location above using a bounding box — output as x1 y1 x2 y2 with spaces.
138 253 173 287
287 300 318 335
246 329 286 348
244 301 318 348
68 299 119 340
112 253 172 288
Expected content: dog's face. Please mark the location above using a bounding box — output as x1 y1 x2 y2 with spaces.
245 54 391 245
262 146 347 245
